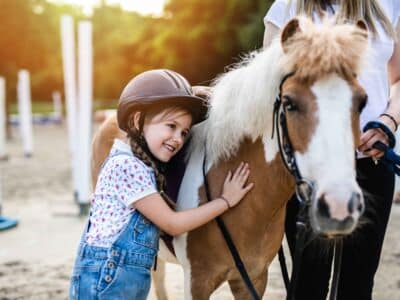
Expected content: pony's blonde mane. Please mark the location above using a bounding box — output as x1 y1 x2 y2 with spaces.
191 17 367 165
281 18 368 83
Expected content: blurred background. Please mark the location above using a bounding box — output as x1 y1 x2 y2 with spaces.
1 1 400 299
1 0 273 115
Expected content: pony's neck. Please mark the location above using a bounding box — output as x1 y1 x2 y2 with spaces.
202 39 285 165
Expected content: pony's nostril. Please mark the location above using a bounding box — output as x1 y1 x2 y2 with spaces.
358 201 364 212
317 196 330 218
348 192 362 214
348 193 355 214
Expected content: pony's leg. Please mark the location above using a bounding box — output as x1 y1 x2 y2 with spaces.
228 271 268 300
151 259 168 300
189 281 217 300
184 269 221 300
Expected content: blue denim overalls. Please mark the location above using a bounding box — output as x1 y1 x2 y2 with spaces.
69 152 160 300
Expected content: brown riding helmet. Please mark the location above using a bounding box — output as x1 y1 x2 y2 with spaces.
117 69 208 132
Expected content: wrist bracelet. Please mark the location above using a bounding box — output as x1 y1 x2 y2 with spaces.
379 113 398 131
220 196 231 209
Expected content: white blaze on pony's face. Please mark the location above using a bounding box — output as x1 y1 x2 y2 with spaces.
279 17 369 235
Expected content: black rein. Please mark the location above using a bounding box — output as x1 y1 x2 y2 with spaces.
202 146 261 300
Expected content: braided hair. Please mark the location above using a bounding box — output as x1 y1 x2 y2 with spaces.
128 133 166 191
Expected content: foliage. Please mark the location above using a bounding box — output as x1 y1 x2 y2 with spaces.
0 0 274 107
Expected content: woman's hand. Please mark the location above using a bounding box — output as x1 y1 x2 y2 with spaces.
192 85 213 101
221 162 254 208
358 115 395 159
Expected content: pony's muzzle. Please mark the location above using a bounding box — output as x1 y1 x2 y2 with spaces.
311 190 364 236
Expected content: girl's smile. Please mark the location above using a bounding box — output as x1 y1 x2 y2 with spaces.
142 110 192 162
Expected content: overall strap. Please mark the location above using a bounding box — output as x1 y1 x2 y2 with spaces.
102 150 150 246
110 209 142 247
100 151 133 171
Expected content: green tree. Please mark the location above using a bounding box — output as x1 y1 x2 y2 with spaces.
121 0 274 87
0 0 274 106
92 5 148 99
0 0 82 102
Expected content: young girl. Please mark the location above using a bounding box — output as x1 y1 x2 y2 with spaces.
69 69 254 300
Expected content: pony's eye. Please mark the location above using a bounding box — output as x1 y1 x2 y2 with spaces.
282 95 298 112
181 130 189 138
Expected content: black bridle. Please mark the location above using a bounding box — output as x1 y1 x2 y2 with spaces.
201 73 343 300
274 73 343 300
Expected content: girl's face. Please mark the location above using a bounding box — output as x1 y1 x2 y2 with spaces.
140 108 192 162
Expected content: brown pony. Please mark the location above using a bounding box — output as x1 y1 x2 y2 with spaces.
91 17 369 299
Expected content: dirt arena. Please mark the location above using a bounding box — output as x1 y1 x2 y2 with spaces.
1 123 400 299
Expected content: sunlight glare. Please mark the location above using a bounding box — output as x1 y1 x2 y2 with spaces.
48 0 166 16
110 0 166 16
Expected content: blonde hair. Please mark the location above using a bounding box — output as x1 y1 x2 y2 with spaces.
292 0 396 39
280 18 368 83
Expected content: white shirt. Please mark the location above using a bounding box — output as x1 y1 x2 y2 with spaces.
264 0 400 130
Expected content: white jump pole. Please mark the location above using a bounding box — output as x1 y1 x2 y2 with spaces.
17 70 33 157
0 169 2 215
394 131 400 201
0 77 7 160
61 15 79 203
76 21 93 214
52 90 62 121
0 146 18 230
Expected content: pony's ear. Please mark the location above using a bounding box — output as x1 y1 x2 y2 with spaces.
355 20 367 32
354 20 368 40
281 18 301 53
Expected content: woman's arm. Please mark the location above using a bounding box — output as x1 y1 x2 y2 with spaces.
359 23 400 158
134 163 254 236
192 85 213 100
263 21 280 48
386 22 400 122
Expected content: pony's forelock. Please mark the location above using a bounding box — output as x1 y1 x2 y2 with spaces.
281 17 369 82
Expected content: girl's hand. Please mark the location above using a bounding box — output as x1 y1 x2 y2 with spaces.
221 162 254 208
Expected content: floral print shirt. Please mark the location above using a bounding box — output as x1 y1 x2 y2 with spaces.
85 139 157 247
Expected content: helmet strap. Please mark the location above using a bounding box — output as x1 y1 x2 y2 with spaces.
138 112 146 134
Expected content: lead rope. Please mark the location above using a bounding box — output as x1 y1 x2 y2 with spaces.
202 142 261 300
329 239 343 300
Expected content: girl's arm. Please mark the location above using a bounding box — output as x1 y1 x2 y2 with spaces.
134 162 254 236
359 23 400 158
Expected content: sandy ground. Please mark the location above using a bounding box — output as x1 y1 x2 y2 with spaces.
1 123 400 299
